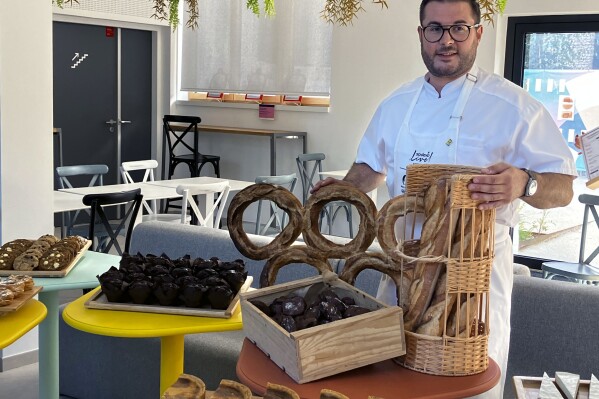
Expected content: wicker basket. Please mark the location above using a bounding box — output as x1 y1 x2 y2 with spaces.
393 164 496 376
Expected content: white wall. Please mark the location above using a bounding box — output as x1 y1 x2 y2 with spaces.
0 0 54 365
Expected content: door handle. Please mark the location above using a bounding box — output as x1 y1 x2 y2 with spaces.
105 119 118 125
119 120 132 124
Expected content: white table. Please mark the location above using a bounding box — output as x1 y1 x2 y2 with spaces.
54 177 254 228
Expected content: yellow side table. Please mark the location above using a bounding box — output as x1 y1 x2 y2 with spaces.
0 299 47 349
62 287 243 395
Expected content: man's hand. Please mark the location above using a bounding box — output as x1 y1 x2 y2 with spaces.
468 162 574 210
311 177 354 194
468 163 527 210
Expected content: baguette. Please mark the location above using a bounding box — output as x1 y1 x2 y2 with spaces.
404 187 457 331
415 293 457 336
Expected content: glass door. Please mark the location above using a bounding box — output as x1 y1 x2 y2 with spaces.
505 14 599 269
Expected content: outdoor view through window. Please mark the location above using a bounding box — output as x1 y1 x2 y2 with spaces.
515 31 599 264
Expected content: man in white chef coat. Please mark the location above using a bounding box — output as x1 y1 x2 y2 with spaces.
313 0 577 397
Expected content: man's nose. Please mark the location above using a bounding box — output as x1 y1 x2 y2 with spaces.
439 28 454 44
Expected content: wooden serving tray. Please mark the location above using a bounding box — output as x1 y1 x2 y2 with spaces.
0 240 92 278
514 376 592 399
0 286 43 314
85 276 253 319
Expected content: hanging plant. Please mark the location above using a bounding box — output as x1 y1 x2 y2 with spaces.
55 0 508 30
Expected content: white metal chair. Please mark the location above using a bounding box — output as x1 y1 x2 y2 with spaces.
296 153 354 237
175 181 230 227
254 173 297 235
120 159 184 223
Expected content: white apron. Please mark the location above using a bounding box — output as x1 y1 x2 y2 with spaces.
376 66 512 398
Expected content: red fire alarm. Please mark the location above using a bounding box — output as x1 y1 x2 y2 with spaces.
106 27 115 37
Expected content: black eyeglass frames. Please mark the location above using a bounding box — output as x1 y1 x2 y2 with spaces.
421 24 481 43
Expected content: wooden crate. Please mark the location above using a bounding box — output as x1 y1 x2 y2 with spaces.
240 274 405 384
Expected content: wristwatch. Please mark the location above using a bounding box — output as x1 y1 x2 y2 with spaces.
521 168 538 197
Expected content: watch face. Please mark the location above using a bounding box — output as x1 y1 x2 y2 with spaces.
528 179 538 196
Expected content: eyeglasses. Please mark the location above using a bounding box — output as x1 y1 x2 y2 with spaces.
421 24 481 43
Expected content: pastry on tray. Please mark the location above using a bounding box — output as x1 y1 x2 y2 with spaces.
263 382 300 399
320 389 350 399
0 287 15 306
161 373 206 399
211 379 252 399
0 279 25 297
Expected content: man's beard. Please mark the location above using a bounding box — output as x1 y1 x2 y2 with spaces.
421 44 477 79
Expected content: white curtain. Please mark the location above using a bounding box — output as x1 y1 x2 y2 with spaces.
180 0 332 96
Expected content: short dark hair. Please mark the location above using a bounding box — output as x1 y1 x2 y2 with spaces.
419 0 481 25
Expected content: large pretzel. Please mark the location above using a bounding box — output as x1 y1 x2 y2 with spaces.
227 184 303 260
339 252 410 311
376 194 425 262
260 246 332 288
302 184 377 259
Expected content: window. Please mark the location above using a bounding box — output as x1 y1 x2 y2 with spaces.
179 0 332 100
505 14 599 269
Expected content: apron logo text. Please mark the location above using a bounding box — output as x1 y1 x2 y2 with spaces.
410 150 434 163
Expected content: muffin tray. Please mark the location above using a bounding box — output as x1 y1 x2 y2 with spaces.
0 240 91 278
84 276 253 318
0 286 43 314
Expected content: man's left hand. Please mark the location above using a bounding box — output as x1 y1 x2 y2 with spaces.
467 162 528 210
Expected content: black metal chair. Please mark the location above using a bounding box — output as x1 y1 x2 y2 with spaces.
542 194 599 284
296 153 354 238
82 188 143 255
162 115 221 180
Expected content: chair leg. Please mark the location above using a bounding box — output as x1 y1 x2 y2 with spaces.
213 161 220 178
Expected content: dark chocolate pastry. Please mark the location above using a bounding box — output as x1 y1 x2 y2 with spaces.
175 275 200 288
206 285 234 309
194 268 219 280
146 264 170 277
201 276 228 287
344 305 371 318
319 288 340 303
100 278 130 303
280 315 297 333
153 282 180 306
173 255 192 268
152 274 175 286
281 296 306 316
97 266 125 284
219 270 247 292
125 272 148 283
216 260 245 273
171 267 192 279
128 280 154 304
320 301 342 322
192 258 217 269
329 297 348 314
295 315 318 330
180 283 207 308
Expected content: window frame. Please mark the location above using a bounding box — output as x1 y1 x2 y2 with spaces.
504 13 599 270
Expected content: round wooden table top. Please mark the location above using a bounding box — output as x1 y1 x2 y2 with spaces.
236 339 500 399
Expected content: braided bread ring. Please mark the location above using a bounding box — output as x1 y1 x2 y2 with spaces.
227 184 303 260
339 252 408 309
260 246 332 288
303 184 377 259
376 194 425 262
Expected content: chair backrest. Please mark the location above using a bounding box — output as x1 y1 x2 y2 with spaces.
56 164 109 189
296 153 326 204
121 160 158 215
254 173 297 235
82 188 143 255
175 181 230 227
163 115 202 157
578 194 599 264
56 164 110 236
